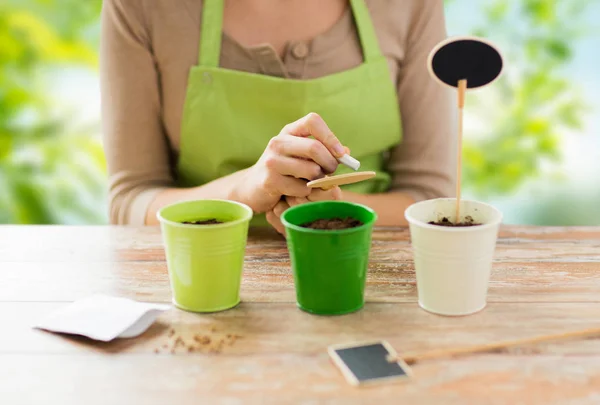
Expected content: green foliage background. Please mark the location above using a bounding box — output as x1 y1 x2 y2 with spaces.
460 0 589 195
1 0 104 224
1 0 597 224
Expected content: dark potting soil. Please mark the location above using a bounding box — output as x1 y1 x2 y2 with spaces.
181 218 223 225
428 216 481 227
301 217 363 230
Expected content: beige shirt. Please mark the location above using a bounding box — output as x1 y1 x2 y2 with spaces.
100 0 456 225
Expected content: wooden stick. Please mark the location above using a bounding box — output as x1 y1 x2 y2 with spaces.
455 79 467 223
391 327 600 365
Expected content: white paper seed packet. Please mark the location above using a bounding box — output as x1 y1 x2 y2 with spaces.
34 295 170 342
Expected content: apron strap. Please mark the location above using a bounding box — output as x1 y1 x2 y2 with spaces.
349 0 383 62
198 0 381 67
198 0 224 67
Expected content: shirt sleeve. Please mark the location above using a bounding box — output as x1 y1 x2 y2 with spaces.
100 0 174 225
387 0 457 201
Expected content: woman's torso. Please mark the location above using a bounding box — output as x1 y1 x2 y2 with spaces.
146 0 412 154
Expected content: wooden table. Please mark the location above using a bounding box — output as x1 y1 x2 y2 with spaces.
1 226 600 405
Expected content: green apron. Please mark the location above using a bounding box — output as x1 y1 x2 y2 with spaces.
177 0 401 225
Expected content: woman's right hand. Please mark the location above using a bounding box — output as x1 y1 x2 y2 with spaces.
231 113 347 214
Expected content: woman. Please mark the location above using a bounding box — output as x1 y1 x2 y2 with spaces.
100 0 455 233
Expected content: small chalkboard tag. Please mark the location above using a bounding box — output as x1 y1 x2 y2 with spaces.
427 36 503 90
328 341 412 386
427 35 503 222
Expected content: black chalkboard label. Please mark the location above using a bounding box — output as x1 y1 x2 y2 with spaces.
428 36 503 89
328 341 412 386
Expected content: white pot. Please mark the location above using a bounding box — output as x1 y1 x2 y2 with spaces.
404 198 502 316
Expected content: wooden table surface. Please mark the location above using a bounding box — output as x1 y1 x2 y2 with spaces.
1 225 600 405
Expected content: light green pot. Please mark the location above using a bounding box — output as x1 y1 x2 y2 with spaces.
157 199 253 312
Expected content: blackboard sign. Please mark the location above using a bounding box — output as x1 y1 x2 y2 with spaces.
428 36 503 89
426 36 504 222
328 341 412 386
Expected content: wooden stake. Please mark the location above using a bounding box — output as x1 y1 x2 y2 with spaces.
306 171 376 190
456 79 467 223
389 327 600 365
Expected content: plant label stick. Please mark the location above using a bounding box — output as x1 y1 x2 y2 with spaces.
456 78 467 222
388 326 600 365
307 171 376 190
427 36 503 224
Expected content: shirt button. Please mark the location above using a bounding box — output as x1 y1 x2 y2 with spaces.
291 42 309 59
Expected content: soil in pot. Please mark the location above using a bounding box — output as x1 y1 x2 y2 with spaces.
301 217 363 230
428 215 481 227
181 218 224 225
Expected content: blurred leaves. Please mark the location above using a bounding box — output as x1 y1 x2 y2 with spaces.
459 0 591 196
0 0 105 224
524 0 556 23
6 10 97 65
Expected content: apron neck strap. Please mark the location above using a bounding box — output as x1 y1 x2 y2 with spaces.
198 0 381 67
349 0 382 62
198 0 224 67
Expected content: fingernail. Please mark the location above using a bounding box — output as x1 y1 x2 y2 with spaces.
334 144 345 157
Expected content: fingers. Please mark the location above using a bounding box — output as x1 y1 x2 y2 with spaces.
281 113 345 158
263 154 325 180
273 199 290 217
286 196 310 207
266 200 289 236
266 211 286 236
307 186 343 202
286 187 342 209
268 135 338 174
265 173 311 198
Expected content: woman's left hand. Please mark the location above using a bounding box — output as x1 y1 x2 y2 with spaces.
266 187 343 236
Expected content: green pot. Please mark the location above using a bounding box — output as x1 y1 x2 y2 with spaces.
157 199 253 312
281 201 377 315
